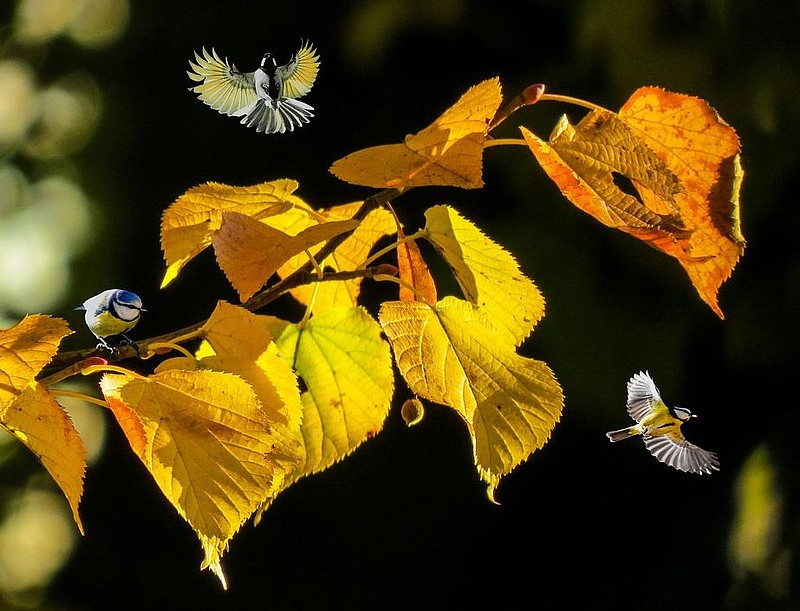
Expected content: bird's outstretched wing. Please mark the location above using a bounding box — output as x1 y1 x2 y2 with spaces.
188 48 257 117
643 434 720 474
277 41 320 100
626 370 661 423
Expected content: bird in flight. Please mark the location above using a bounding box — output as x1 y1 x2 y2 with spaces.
606 371 719 474
187 41 320 134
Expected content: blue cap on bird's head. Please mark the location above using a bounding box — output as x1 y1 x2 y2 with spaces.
115 290 145 310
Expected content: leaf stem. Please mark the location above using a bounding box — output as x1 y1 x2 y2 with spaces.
538 93 609 114
141 341 195 360
362 230 425 268
484 138 528 148
48 387 109 409
373 273 433 307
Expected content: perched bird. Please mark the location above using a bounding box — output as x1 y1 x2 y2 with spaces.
187 41 320 134
606 371 719 474
76 289 145 349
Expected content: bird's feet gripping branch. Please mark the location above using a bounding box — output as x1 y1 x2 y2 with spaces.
76 289 145 353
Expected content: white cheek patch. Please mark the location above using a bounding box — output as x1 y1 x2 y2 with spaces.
115 304 141 322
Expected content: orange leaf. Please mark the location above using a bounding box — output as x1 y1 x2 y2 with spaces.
330 78 502 189
523 87 744 317
212 211 358 301
397 238 437 303
620 87 745 317
272 202 396 312
160 179 304 287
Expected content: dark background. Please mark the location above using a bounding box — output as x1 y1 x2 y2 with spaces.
2 0 799 609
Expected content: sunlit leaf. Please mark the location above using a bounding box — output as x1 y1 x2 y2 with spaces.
160 179 304 287
197 300 305 453
212 211 358 301
274 307 394 479
270 202 395 312
619 87 745 318
379 298 563 497
523 87 744 318
100 369 289 588
0 315 71 390
423 205 544 346
0 315 85 533
330 78 502 189
2 384 86 533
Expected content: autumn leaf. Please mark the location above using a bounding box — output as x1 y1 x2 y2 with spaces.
379 297 563 498
423 205 544 346
154 302 306 524
212 211 358 301
330 78 502 189
620 87 745 317
270 201 396 312
160 179 304 287
196 301 305 464
273 307 394 479
0 315 85 533
397 234 437 303
101 368 289 589
523 87 744 317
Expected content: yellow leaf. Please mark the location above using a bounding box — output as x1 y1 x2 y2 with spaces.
379 297 563 496
275 307 394 479
100 369 288 588
0 315 71 392
160 179 303 287
523 87 744 318
198 301 304 452
272 202 395 312
0 315 85 533
212 211 358 301
423 205 544 346
330 78 503 189
2 384 87 534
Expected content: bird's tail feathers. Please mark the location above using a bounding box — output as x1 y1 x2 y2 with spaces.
606 427 638 442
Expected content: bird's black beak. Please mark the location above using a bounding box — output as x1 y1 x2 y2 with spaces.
74 305 85 311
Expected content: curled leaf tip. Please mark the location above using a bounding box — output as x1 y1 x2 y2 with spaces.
209 560 228 590
486 481 500 505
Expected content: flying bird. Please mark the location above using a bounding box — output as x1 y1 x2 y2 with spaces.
76 289 145 349
606 371 719 474
187 41 320 134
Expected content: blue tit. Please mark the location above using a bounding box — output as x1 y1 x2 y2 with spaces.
187 41 320 134
76 289 145 349
606 371 719 474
